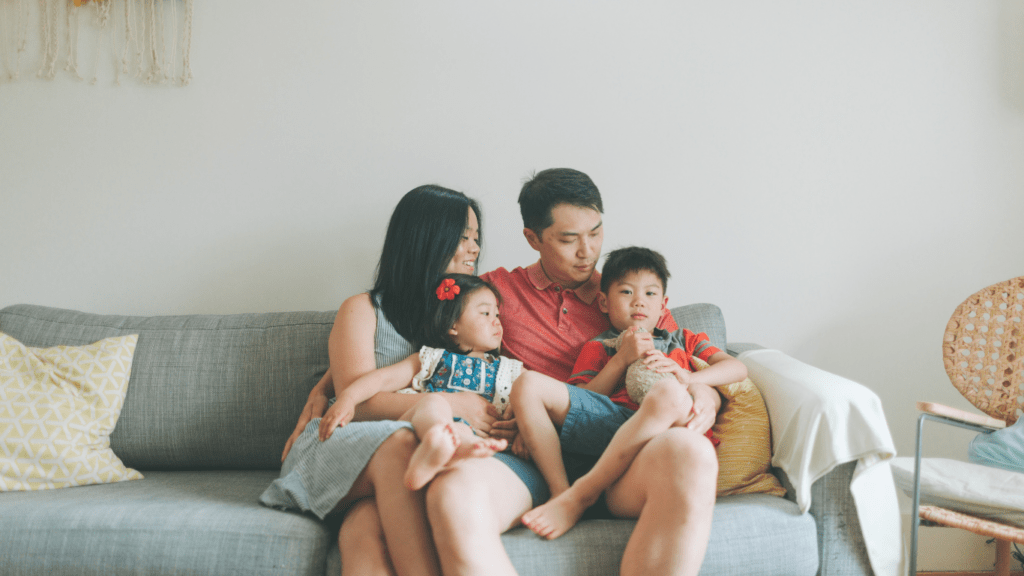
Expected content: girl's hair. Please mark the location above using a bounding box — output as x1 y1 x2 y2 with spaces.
370 186 482 344
422 273 503 354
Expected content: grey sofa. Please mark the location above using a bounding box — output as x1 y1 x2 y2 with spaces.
0 303 874 576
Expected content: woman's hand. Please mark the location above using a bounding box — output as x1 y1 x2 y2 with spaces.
445 392 500 437
685 381 722 434
281 372 333 462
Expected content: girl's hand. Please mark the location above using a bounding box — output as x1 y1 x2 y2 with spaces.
318 394 358 441
445 392 499 437
617 327 654 365
643 350 692 386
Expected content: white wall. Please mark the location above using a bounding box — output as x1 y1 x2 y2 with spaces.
2 1 1023 570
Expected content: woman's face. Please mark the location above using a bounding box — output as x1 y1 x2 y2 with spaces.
445 207 480 275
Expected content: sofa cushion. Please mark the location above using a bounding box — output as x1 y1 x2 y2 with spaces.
0 470 330 576
499 494 817 576
0 305 334 471
0 332 143 491
670 303 727 352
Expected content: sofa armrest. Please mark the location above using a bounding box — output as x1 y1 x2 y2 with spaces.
735 347 903 576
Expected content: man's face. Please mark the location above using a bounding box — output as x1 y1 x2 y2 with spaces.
524 204 603 289
598 270 667 334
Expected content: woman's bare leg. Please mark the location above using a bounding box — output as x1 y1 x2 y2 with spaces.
522 379 693 539
426 457 533 576
334 428 441 576
339 499 395 576
604 427 718 576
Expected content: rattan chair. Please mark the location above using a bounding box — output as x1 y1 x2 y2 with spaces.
905 276 1024 576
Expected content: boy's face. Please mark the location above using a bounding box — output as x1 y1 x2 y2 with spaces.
524 204 603 290
598 270 668 334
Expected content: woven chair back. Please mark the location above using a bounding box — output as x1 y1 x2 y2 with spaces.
943 277 1024 425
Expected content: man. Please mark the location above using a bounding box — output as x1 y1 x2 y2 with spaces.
427 168 721 576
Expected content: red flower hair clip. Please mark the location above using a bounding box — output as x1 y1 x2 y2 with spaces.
436 278 460 301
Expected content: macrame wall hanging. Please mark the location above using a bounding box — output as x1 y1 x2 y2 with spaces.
0 0 194 86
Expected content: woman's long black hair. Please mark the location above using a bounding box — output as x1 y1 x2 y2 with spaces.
422 273 502 354
370 185 482 344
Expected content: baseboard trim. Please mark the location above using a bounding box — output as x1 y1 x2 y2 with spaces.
919 572 1024 576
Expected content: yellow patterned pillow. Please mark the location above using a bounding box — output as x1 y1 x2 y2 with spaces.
692 357 786 498
0 332 143 491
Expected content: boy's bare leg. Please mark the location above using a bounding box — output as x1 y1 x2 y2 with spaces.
522 379 693 539
339 499 395 576
605 427 718 576
509 371 572 495
403 394 507 490
426 457 533 576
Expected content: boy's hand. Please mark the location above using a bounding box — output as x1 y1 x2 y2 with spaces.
617 327 654 364
643 350 693 386
318 393 357 441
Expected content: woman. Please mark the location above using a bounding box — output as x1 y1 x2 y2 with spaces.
269 185 503 576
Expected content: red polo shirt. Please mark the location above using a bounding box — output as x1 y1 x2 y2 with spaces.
482 262 678 383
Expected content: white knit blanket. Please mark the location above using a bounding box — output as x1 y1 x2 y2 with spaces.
739 349 904 576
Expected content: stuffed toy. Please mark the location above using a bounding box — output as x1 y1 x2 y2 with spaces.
603 328 681 405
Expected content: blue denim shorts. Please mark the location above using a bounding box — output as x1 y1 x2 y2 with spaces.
559 385 637 485
493 452 549 507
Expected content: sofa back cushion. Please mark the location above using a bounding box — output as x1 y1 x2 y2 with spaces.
0 305 332 471
670 303 727 351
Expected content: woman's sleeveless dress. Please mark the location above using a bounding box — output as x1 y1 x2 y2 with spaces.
259 295 417 519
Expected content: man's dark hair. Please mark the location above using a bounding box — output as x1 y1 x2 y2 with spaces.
518 168 603 235
600 246 671 294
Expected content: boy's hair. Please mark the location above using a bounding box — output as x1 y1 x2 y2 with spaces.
371 185 483 344
422 273 503 354
518 168 603 236
600 246 671 294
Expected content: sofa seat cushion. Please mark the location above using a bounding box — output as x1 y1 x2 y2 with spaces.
504 494 816 576
0 470 331 576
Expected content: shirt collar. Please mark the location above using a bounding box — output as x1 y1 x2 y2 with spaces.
525 260 601 305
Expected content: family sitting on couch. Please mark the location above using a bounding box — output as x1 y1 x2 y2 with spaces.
260 168 746 576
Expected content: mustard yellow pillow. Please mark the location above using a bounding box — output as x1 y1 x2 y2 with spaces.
692 357 786 498
0 332 143 491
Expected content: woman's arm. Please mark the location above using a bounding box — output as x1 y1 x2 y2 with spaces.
281 294 379 460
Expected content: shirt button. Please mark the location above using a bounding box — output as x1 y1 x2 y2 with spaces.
555 286 561 292
562 308 568 314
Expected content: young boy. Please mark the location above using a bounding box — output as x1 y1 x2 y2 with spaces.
510 246 748 539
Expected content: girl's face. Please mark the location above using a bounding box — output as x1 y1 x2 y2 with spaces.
445 207 480 275
448 287 502 357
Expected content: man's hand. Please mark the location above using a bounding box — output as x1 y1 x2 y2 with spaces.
489 404 519 442
616 326 655 365
685 381 721 434
281 388 329 462
446 392 500 437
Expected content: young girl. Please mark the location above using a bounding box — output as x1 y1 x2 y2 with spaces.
322 273 522 490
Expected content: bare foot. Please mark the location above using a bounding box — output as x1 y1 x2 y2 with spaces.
520 489 592 539
404 423 460 490
451 435 508 462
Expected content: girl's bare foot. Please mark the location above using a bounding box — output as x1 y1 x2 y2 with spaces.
451 435 508 461
404 423 460 490
521 488 593 539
